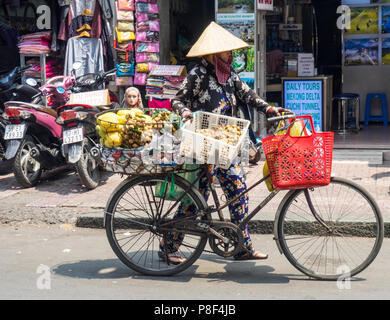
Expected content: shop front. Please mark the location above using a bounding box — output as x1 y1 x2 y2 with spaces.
2 0 390 156
262 0 390 154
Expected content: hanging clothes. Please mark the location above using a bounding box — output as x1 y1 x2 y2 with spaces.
64 37 104 76
58 0 102 40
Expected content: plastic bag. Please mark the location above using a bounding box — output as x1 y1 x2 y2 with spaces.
116 41 134 51
117 0 134 11
116 27 135 42
135 42 159 53
154 165 199 205
116 62 135 76
117 21 134 32
116 76 133 86
134 72 147 85
136 3 158 13
136 20 160 32
136 31 159 42
116 9 134 21
136 13 159 22
136 52 159 63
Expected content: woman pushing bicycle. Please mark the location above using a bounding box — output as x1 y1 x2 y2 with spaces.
103 24 383 276
162 22 289 264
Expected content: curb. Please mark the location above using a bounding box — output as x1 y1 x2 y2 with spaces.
76 216 275 233
75 216 390 237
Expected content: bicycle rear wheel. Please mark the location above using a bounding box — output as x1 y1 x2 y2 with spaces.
277 176 383 280
105 173 209 276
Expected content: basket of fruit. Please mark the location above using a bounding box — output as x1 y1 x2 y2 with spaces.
179 111 250 169
95 108 182 174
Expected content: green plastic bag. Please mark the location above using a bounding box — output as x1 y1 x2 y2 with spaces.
155 164 200 206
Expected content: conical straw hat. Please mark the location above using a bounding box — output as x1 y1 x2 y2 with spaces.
186 21 249 57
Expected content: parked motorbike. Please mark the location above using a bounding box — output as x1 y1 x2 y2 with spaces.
0 65 41 173
56 68 116 189
2 69 78 187
237 104 262 164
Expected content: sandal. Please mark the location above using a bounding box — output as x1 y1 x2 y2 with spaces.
234 246 268 261
158 251 186 265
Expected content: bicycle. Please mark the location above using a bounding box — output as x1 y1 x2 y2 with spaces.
103 113 384 280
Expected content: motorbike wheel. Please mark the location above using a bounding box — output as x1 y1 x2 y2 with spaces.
76 138 101 190
13 135 42 188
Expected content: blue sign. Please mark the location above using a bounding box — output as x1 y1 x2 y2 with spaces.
283 80 323 131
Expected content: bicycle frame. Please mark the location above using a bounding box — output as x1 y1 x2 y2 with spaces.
158 163 331 234
157 116 330 234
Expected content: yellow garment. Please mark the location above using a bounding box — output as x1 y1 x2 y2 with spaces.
116 27 135 42
136 63 149 73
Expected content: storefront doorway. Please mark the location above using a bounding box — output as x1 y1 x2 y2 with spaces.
263 0 390 157
169 0 216 67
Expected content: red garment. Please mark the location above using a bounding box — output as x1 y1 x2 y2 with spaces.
213 54 233 85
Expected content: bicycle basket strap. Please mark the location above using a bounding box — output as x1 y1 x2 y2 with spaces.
286 115 315 137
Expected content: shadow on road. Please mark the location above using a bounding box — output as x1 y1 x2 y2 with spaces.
51 253 301 284
52 251 367 284
0 164 114 196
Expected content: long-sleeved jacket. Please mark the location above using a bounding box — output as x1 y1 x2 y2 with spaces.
171 58 271 116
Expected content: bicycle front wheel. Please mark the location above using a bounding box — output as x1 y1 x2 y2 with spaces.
105 173 209 276
277 176 383 280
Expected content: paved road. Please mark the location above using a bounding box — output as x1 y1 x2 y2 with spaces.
0 224 389 300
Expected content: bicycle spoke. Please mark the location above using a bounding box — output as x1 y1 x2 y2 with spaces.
106 175 208 276
278 177 383 280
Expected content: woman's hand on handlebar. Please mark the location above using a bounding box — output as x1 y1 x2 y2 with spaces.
266 106 291 117
181 109 193 122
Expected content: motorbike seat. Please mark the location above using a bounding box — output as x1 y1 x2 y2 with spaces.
4 101 58 118
0 67 19 90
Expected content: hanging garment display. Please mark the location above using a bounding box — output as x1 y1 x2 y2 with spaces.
64 37 104 76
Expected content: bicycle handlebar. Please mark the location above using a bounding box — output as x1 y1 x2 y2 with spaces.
267 112 296 123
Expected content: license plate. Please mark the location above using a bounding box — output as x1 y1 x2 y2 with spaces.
63 127 83 145
4 124 26 140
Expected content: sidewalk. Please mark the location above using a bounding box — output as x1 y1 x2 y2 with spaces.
0 159 389 230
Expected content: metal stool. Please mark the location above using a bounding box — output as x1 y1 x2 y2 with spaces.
332 93 360 135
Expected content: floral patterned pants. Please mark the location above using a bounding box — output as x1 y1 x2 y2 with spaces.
160 163 252 254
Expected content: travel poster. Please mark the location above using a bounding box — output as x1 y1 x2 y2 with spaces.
344 38 379 65
216 7 256 89
382 6 390 33
345 6 379 34
382 38 390 64
232 46 255 88
217 0 255 14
